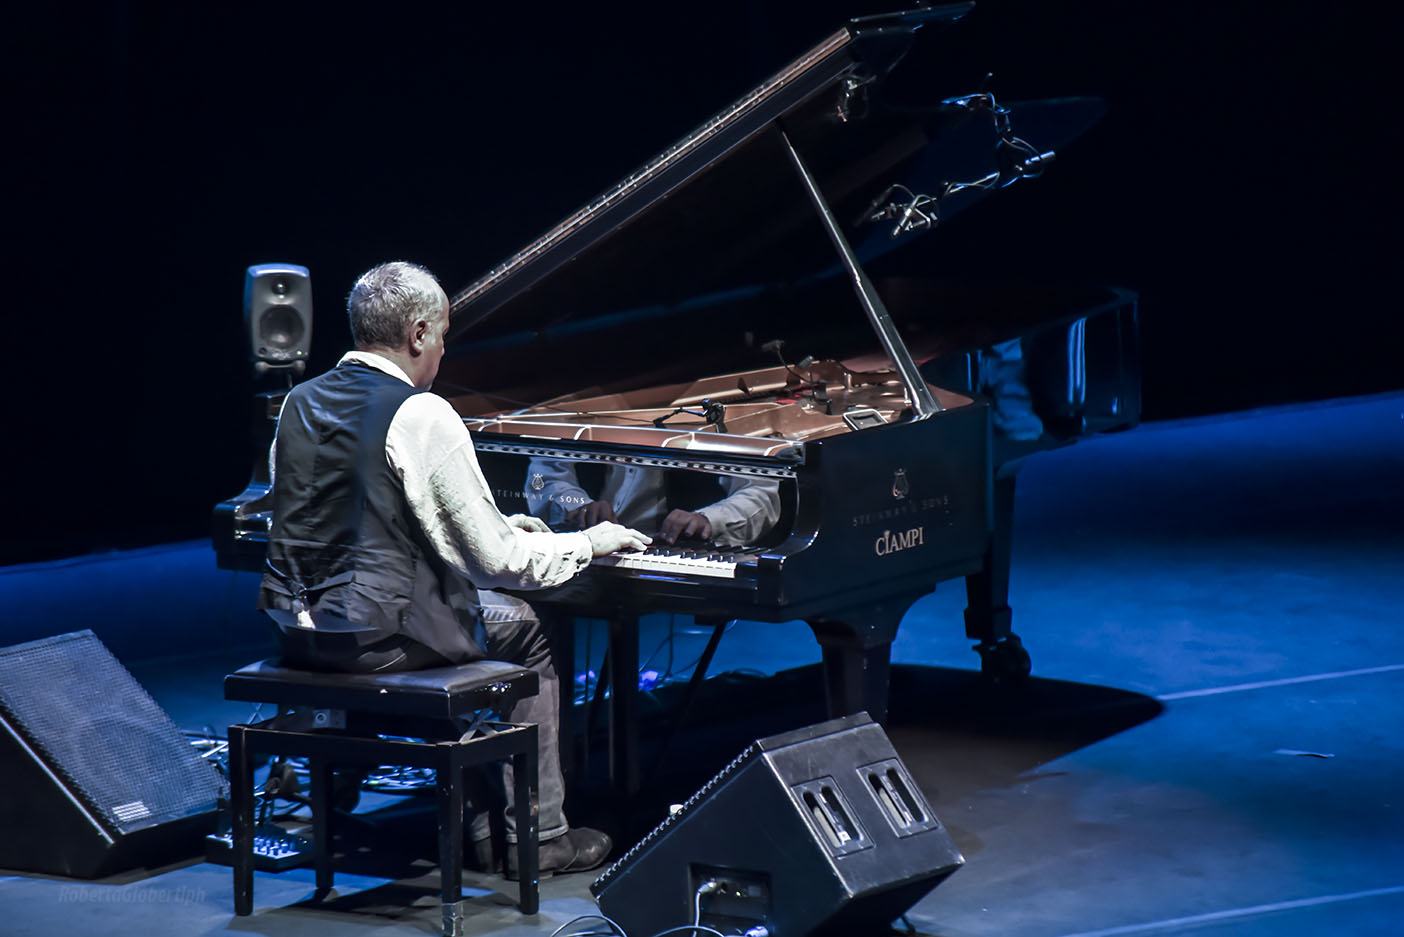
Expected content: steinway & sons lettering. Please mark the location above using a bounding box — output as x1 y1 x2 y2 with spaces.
850 494 949 528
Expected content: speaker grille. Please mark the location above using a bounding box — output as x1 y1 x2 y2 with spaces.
0 631 226 835
593 738 764 893
257 305 306 355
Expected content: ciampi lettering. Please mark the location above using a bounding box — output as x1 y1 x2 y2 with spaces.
874 526 925 556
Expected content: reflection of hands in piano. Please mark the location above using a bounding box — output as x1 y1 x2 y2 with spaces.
505 513 552 534
565 499 619 530
584 521 652 557
658 509 712 545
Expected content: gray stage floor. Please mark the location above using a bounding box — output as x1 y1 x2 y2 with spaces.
2 392 1401 936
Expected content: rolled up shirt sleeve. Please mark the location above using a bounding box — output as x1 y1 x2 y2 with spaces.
696 475 782 547
386 393 593 590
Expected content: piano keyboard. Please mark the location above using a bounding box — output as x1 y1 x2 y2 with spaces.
592 546 759 579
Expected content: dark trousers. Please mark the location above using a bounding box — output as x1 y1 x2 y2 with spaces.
274 591 568 844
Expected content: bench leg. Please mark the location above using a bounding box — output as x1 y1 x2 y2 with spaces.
229 724 254 916
309 755 334 896
513 726 539 915
438 753 466 937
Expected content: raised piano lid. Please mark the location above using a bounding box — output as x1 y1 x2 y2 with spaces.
435 3 1104 452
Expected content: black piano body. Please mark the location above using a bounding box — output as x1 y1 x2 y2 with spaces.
214 5 1139 762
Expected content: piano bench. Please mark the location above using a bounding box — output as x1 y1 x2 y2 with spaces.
223 658 541 934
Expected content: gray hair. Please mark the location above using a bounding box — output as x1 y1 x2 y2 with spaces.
346 261 445 349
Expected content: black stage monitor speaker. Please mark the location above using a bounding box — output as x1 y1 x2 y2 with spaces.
244 262 312 375
0 630 227 878
592 713 963 937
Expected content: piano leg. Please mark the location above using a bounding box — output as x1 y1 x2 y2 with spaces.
606 614 640 795
818 644 892 724
963 467 1032 682
808 593 926 723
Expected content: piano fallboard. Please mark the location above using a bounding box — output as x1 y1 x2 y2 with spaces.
470 391 991 626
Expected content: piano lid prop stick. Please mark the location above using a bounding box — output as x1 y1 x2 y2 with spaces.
776 127 941 417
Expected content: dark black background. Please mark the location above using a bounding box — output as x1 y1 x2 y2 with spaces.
6 1 1396 565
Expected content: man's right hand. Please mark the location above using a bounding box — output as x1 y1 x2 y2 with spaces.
584 522 652 557
567 499 619 529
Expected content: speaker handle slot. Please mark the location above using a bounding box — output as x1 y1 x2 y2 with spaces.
886 768 924 822
860 758 942 837
870 772 907 826
803 791 837 847
820 785 857 842
792 777 867 856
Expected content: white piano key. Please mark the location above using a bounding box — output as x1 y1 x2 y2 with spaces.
591 549 741 579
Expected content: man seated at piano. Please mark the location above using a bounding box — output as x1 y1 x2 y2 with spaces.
258 261 652 878
522 459 782 548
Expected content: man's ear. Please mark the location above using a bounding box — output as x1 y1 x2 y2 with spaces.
408 318 429 354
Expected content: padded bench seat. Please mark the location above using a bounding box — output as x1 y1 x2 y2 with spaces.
224 657 541 935
225 658 539 720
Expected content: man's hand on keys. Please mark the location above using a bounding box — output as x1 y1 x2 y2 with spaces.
585 522 652 557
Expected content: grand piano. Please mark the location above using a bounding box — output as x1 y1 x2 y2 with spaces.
214 3 1139 784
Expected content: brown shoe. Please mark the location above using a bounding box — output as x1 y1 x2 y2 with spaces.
505 827 613 880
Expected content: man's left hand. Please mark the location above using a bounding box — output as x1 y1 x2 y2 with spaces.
659 509 712 544
506 514 552 533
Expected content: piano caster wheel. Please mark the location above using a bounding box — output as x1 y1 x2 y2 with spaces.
976 635 1031 684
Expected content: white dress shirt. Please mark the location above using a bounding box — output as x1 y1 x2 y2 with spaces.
276 351 594 591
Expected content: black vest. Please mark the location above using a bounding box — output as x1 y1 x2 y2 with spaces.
258 360 486 663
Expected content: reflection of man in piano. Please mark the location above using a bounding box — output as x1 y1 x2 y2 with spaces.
258 261 651 877
982 338 1044 441
523 459 781 547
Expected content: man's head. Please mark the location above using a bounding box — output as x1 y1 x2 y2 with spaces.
347 261 449 389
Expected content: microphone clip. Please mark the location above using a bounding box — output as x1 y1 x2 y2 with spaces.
653 398 728 434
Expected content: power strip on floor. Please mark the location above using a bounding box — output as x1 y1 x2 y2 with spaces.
204 822 314 872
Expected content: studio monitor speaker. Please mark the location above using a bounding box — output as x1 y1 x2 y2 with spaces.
244 262 312 375
0 630 226 878
592 713 963 937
